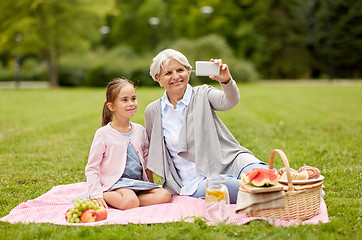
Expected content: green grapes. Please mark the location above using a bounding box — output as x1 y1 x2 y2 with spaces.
65 198 101 223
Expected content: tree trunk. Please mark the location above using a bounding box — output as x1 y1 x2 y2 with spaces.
45 51 59 88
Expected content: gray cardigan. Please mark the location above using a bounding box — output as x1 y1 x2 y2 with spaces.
144 80 262 194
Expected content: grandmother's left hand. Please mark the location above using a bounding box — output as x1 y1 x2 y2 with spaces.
209 59 232 84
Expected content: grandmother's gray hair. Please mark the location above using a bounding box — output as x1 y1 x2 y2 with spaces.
149 49 192 81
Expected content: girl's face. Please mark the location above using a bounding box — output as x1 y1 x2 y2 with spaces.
107 84 138 120
156 59 190 96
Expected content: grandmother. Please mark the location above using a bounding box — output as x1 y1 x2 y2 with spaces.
144 49 268 203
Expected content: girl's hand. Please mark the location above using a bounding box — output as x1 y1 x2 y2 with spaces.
209 59 232 84
94 197 108 209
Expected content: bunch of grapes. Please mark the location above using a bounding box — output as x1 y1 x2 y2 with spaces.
65 198 101 223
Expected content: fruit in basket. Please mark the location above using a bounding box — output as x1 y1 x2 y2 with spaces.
65 198 106 223
241 168 279 187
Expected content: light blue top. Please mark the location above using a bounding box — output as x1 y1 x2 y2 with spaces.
120 126 143 180
161 84 205 195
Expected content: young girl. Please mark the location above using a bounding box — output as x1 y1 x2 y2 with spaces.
85 78 171 210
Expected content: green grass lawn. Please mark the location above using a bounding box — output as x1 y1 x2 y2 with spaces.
0 81 361 239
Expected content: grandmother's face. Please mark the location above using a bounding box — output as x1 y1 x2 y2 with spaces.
156 59 190 96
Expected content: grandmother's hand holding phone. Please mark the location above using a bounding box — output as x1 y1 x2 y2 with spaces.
195 59 232 84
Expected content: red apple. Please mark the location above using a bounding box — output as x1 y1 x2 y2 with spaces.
80 209 107 223
95 208 107 221
80 209 97 223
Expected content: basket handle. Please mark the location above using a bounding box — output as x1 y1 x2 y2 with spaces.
268 149 294 191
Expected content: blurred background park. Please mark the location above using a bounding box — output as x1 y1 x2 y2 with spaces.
0 0 361 88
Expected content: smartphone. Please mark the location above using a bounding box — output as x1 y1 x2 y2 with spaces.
195 61 220 76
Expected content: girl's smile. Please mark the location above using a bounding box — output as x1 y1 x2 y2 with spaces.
107 84 138 120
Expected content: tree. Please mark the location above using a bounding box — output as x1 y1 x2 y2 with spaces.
244 0 311 79
0 0 117 87
108 0 168 52
300 0 362 78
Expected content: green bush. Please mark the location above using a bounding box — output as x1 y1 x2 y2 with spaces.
128 55 157 87
0 62 14 82
0 58 48 82
83 47 134 87
82 46 156 87
171 35 233 61
84 61 123 87
58 66 86 86
21 58 47 81
228 59 258 82
58 53 93 86
58 36 258 87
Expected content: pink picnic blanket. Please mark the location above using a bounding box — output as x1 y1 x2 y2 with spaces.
0 182 329 226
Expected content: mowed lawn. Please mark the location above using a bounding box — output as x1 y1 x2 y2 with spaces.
0 81 361 239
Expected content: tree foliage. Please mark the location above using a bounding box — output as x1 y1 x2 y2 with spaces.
107 0 362 79
0 0 361 86
0 0 117 86
300 0 362 78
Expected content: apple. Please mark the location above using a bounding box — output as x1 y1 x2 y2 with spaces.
80 209 97 223
80 208 108 223
95 208 107 221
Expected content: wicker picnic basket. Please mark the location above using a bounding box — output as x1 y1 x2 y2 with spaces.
245 149 323 220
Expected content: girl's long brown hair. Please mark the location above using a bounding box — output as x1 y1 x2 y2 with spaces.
102 78 134 126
